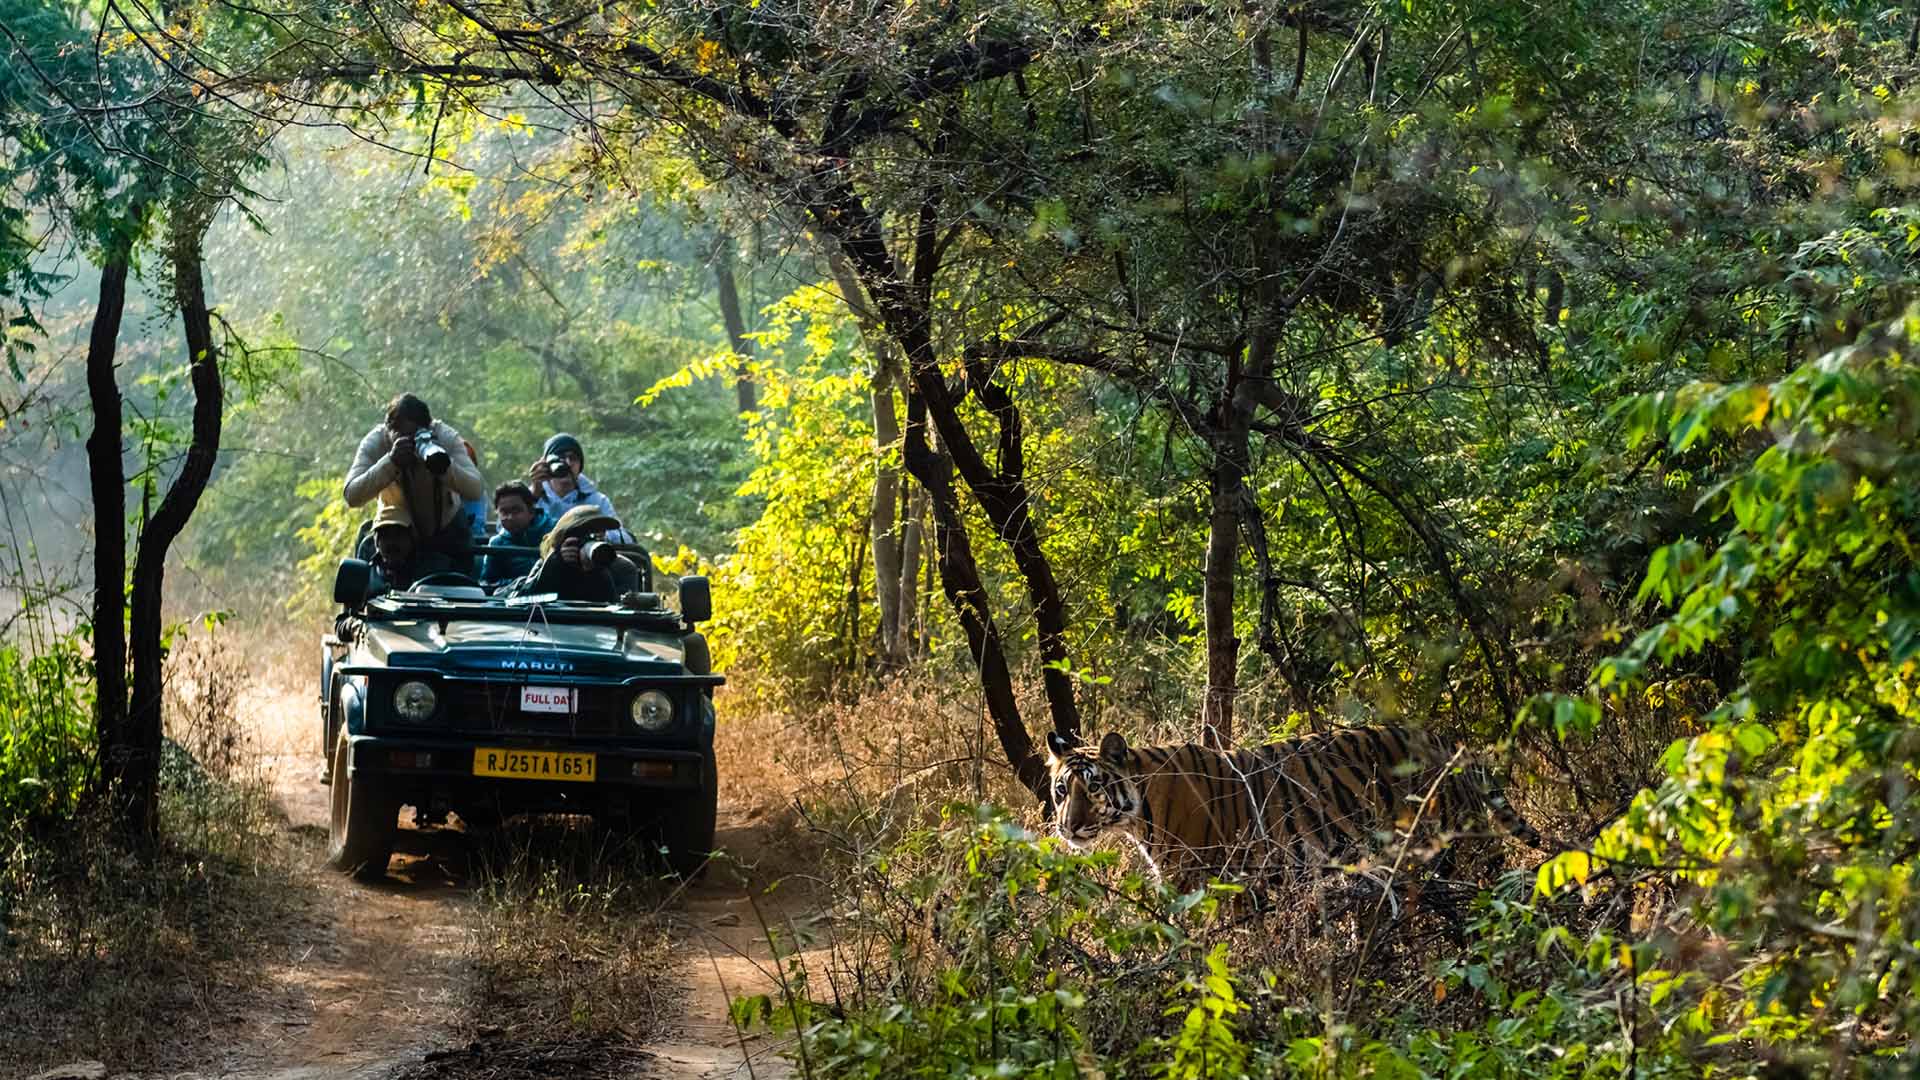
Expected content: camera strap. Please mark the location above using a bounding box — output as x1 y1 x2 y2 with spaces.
395 430 442 541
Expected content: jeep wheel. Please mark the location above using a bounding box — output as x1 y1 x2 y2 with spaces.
648 762 718 879
327 728 399 877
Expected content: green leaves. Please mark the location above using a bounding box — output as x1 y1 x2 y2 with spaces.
1579 307 1920 1061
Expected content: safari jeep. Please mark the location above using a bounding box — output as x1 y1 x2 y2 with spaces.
318 549 720 878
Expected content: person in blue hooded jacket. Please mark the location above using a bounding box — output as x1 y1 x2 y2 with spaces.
479 481 554 584
525 432 633 543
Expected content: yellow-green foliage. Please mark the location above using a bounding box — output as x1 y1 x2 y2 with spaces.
690 283 881 700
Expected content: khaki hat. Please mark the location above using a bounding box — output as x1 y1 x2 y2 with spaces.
543 505 622 554
373 501 413 532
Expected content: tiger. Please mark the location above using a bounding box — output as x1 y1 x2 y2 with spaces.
1043 725 1545 891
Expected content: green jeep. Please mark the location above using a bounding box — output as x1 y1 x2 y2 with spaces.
318 549 720 878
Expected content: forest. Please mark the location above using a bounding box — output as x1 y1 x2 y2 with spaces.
4 0 1920 1075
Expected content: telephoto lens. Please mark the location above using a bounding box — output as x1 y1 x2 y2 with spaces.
415 429 451 475
579 539 616 569
545 454 572 479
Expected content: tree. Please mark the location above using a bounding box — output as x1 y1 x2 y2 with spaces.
3 0 276 836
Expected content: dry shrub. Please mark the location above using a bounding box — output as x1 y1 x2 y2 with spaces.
466 820 683 1043
161 624 284 852
0 624 299 1073
709 663 1585 1052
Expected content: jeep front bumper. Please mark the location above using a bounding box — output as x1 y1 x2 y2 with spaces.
342 734 708 792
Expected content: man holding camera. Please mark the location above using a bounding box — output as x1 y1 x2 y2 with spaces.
526 432 633 544
344 393 487 575
502 506 641 603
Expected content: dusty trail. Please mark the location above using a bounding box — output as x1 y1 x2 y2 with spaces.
137 685 808 1080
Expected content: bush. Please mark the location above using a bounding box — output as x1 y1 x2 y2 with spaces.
0 633 94 826
0 620 296 1071
1543 312 1920 1075
744 803 1721 1079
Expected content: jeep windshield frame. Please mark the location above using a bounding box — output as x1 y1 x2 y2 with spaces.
357 593 689 632
480 540 654 592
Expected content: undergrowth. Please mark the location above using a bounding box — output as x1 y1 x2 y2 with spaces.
735 805 1699 1080
0 621 297 1071
466 819 684 1043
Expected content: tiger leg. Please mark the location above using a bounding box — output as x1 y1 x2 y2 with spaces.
1417 846 1470 947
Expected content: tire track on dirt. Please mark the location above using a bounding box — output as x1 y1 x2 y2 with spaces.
155 686 806 1080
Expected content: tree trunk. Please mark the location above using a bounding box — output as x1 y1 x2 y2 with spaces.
124 208 224 840
897 480 927 661
845 526 866 675
805 176 1076 799
831 194 1081 727
868 366 905 669
87 252 131 808
902 390 1048 799
830 253 908 670
1200 438 1245 748
713 237 757 414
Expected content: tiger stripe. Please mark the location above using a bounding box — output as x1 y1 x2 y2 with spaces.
1044 725 1545 889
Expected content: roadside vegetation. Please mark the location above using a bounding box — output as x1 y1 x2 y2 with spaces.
6 0 1920 1075
466 822 683 1043
0 603 298 1067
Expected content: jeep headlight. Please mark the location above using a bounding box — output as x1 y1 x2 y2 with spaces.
630 690 674 732
393 680 437 722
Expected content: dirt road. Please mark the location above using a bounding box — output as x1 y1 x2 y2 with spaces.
140 689 808 1080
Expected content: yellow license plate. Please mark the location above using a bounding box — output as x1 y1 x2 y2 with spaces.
473 748 597 783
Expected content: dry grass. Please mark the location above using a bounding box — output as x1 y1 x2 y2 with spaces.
716 672 1043 831
0 624 304 1072
702 660 1584 1050
464 820 684 1044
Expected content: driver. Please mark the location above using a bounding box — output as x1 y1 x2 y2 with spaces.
344 393 486 576
368 505 455 592
503 506 641 603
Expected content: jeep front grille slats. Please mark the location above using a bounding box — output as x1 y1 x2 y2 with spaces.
438 682 624 737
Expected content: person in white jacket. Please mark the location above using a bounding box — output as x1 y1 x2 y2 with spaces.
526 432 633 544
343 393 487 576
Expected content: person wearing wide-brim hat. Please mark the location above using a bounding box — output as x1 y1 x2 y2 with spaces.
503 505 640 602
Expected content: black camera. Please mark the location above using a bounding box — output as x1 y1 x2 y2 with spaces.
545 454 573 480
579 539 616 569
413 428 450 475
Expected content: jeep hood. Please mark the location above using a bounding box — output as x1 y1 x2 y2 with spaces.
360 619 689 678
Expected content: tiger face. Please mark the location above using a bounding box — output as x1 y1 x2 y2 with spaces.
1044 731 1143 846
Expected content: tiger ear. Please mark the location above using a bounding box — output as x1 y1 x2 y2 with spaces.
1099 732 1131 762
1045 731 1076 760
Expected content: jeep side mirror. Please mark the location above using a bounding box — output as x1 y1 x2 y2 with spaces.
678 575 712 624
334 558 374 607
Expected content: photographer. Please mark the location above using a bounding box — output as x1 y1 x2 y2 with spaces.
343 393 487 574
503 506 641 603
526 432 633 543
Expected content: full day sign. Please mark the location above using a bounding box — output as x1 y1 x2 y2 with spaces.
519 686 575 714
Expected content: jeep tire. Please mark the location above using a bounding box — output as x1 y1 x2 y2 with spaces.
327 728 400 877
647 760 718 879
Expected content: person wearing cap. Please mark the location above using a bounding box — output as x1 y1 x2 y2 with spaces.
502 505 641 603
526 432 633 544
344 393 487 575
367 504 456 591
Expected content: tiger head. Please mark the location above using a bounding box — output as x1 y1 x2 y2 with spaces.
1044 731 1144 846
